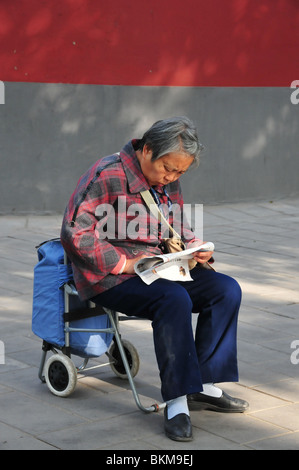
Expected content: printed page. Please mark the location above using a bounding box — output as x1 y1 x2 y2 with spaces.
134 241 214 285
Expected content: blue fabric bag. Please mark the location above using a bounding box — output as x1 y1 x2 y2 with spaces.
32 239 113 357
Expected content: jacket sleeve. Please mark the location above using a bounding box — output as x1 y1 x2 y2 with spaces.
60 168 126 289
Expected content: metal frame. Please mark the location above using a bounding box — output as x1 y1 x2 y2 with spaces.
38 252 166 414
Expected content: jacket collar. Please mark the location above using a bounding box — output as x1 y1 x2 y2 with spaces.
120 140 151 193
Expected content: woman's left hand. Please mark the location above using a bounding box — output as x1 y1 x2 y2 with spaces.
192 249 214 265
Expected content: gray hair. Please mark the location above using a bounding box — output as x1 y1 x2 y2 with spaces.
137 116 204 167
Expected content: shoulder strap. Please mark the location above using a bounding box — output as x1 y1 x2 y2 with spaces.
140 190 181 239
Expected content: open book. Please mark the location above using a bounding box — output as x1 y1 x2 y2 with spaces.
134 242 214 285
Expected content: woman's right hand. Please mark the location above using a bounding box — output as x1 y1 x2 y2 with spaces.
122 254 148 274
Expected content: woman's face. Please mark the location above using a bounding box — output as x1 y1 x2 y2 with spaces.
138 146 194 187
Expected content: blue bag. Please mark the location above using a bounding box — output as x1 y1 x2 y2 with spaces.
32 239 113 357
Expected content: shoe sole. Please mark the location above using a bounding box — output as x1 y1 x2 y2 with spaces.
165 431 193 442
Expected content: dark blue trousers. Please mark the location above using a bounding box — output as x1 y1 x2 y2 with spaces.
92 267 241 402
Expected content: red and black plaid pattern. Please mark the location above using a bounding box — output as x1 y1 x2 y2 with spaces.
61 140 197 300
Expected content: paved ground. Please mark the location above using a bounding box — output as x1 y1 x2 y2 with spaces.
0 197 298 450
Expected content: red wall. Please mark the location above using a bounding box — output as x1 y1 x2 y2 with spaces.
0 0 298 86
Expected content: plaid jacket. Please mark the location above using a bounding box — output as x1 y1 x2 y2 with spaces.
61 140 197 300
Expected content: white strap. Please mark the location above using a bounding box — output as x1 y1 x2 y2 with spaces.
140 190 181 239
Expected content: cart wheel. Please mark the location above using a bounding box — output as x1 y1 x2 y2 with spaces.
109 339 140 380
44 354 77 397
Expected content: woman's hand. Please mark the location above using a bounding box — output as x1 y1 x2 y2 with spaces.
188 239 214 265
193 250 214 264
192 240 214 265
122 254 148 274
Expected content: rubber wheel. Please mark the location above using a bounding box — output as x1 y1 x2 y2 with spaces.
109 339 140 380
44 354 77 397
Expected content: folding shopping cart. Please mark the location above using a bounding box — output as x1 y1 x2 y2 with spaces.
32 238 165 413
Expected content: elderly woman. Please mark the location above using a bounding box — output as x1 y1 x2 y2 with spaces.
61 117 248 442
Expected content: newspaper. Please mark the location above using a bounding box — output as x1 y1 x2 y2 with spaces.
134 242 214 285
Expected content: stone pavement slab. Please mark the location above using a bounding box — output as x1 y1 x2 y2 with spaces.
0 198 298 450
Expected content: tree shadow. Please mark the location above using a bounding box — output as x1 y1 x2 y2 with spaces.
0 0 298 86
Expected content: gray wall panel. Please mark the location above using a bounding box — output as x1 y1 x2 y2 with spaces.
0 83 298 213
